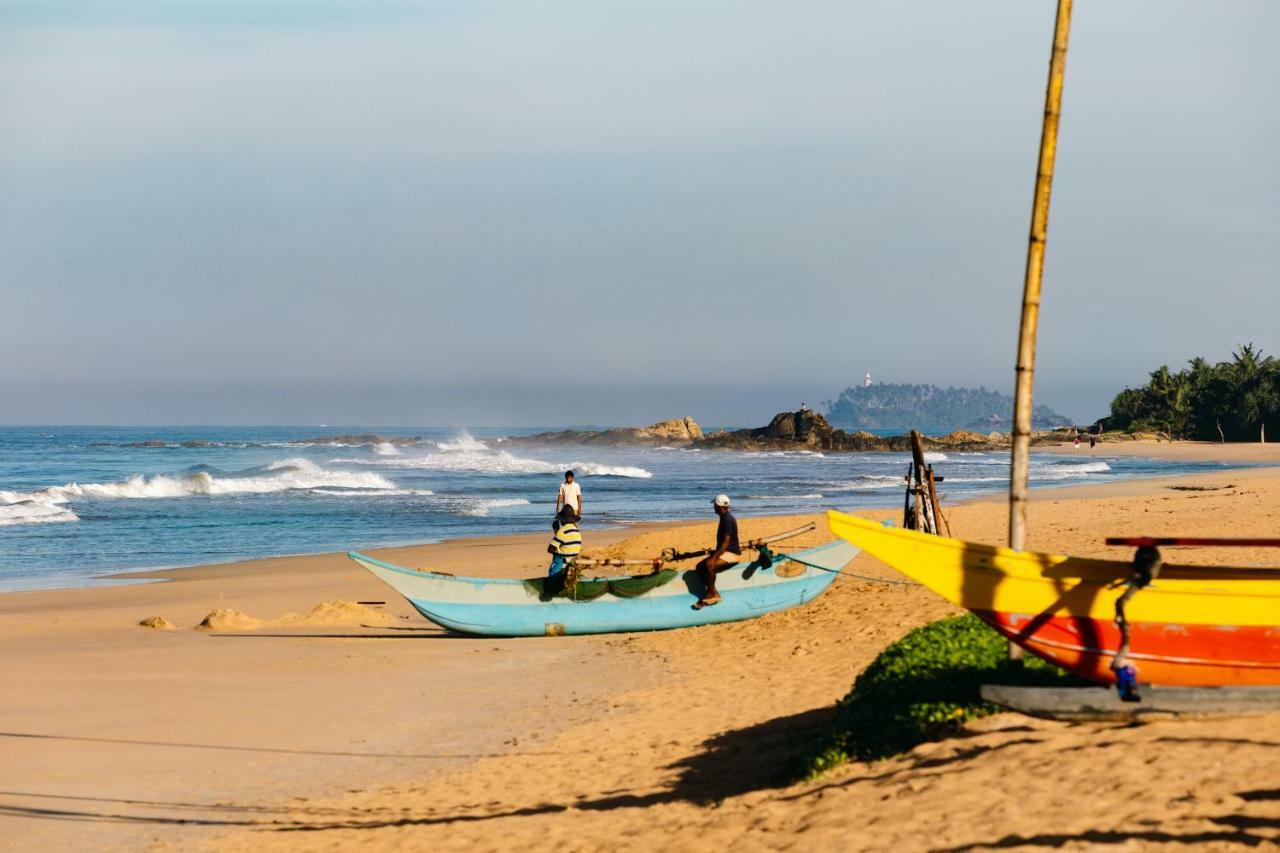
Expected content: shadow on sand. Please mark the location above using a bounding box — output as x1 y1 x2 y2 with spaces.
0 706 834 832
5 710 1280 844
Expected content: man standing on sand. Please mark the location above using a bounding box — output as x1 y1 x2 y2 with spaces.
556 470 582 521
693 494 741 610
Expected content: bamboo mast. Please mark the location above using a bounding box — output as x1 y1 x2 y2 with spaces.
1008 0 1073 660
1010 0 1074 553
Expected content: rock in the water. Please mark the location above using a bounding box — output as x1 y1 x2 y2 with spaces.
694 411 1008 452
294 434 422 446
641 417 704 442
505 417 703 447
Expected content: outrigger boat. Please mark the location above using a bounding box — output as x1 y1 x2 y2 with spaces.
350 528 858 637
827 510 1280 688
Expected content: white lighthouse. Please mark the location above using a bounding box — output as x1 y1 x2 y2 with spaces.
864 372 873 388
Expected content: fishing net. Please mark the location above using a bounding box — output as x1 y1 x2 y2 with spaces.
608 569 680 598
563 578 610 601
522 567 678 601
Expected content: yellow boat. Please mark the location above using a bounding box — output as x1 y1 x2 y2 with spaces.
827 510 1280 687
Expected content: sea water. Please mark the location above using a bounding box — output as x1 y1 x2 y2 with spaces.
0 426 1238 591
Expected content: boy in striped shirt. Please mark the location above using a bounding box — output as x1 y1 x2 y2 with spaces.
547 505 583 579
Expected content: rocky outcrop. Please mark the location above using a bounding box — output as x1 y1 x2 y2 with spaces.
505 410 1021 453
294 434 422 446
505 418 703 447
695 411 1010 453
644 417 704 442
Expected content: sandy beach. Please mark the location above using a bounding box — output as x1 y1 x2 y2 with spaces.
4 442 1280 851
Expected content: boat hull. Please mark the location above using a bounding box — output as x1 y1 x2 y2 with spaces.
349 540 857 637
827 510 1280 687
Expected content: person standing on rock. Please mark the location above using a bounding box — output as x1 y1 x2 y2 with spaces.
556 470 582 522
693 494 741 610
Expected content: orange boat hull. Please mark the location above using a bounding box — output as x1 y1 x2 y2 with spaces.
977 610 1280 687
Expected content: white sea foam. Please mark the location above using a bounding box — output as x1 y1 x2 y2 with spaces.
2 459 399 506
743 493 825 501
311 488 434 497
923 452 948 462
0 497 80 526
744 450 826 458
434 432 490 452
573 462 653 478
373 442 401 456
1031 461 1112 480
361 449 653 478
823 475 904 492
456 497 532 517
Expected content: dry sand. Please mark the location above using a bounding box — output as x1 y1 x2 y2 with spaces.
3 447 1279 851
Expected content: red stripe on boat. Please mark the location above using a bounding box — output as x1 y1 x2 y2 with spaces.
974 610 1280 687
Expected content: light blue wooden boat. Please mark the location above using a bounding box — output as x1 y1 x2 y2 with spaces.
348 540 858 637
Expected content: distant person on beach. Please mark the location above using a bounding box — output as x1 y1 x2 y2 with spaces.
1089 434 1097 450
693 494 741 610
547 505 582 579
557 470 582 521
1074 434 1081 452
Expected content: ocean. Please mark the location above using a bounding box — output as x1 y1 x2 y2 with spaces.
0 426 1238 592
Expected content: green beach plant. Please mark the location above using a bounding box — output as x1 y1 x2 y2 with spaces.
802 614 1078 776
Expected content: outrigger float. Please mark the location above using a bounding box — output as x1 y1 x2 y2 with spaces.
350 524 858 637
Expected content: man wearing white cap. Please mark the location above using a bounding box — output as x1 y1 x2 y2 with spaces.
693 494 741 610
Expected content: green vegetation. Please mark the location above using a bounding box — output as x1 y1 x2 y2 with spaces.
803 614 1079 775
1103 344 1279 442
825 383 1071 433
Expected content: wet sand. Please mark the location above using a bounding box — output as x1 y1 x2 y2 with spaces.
3 447 1279 851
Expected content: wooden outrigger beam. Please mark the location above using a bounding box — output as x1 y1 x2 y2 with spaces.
576 522 819 572
1107 537 1280 548
658 522 818 563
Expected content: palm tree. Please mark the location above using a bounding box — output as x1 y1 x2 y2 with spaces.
1227 344 1278 442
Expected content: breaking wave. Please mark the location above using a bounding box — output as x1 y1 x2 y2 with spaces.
311 488 434 497
357 449 652 479
434 433 490 452
0 498 80 526
1032 460 1112 480
744 450 826 458
823 475 904 492
455 497 532 517
1 459 399 511
743 493 825 500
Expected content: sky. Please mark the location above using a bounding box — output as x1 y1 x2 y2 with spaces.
2 0 1278 427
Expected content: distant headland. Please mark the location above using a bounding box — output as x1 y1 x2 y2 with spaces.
502 410 1087 454
825 382 1073 434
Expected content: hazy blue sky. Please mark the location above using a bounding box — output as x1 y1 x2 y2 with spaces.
3 1 1277 426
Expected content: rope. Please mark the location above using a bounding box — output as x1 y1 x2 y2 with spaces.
1111 544 1162 702
816 567 921 587
771 550 921 587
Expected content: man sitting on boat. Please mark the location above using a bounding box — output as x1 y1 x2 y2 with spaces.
693 494 741 610
547 505 583 581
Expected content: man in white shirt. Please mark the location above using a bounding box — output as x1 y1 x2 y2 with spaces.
556 470 582 521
